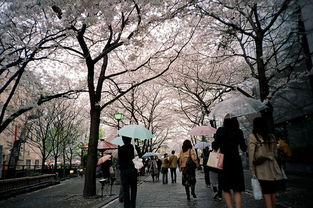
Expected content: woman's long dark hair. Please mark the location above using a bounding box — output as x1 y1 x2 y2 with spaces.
253 117 270 140
223 117 239 137
182 139 192 152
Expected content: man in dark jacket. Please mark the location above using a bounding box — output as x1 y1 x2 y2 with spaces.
156 156 162 181
118 136 137 208
202 146 211 187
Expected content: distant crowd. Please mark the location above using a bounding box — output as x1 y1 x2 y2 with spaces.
97 116 291 208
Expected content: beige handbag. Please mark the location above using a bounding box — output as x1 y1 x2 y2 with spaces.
207 149 224 170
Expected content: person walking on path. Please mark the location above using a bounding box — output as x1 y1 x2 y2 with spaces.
248 117 285 208
148 157 158 182
169 150 178 183
179 139 199 200
214 115 247 208
156 156 162 181
202 146 211 188
118 136 138 208
209 141 223 201
161 153 170 184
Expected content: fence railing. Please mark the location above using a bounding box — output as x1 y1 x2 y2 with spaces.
0 174 58 200
0 165 79 180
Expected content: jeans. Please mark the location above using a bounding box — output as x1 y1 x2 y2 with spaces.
121 169 137 208
170 168 177 183
162 168 168 184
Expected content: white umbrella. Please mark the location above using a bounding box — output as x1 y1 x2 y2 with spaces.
209 95 267 119
188 126 216 136
118 124 154 139
194 141 210 149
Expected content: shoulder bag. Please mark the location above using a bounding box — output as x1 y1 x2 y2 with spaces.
207 149 224 170
186 149 197 169
253 134 270 166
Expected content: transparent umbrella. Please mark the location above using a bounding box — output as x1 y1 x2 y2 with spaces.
209 95 267 119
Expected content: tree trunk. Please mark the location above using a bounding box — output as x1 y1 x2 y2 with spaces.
69 149 73 169
255 38 269 102
54 155 58 174
41 144 46 172
255 37 275 132
41 158 46 173
63 148 66 178
83 107 100 196
261 103 275 133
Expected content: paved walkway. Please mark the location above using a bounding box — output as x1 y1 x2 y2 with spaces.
0 176 122 208
103 170 264 208
0 169 312 208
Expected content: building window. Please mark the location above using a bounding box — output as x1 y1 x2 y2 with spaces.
35 160 39 169
26 160 31 169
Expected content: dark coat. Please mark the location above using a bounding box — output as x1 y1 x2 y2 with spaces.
214 127 247 192
118 144 135 170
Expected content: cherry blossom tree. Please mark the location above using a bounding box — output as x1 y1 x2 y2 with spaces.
186 0 307 129
45 0 198 196
103 82 177 154
0 1 85 134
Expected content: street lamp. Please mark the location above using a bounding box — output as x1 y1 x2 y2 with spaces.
113 113 124 185
113 113 124 130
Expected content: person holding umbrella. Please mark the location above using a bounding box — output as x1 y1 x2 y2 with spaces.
248 117 285 208
202 146 211 188
118 136 137 208
148 156 159 182
156 156 162 181
213 115 247 208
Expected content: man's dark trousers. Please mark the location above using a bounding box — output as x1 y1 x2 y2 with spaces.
170 168 176 183
121 169 137 208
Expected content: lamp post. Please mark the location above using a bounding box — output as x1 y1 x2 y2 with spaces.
113 113 124 186
113 113 124 130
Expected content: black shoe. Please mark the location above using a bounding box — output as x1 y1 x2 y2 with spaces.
187 196 190 200
213 192 218 200
192 193 197 198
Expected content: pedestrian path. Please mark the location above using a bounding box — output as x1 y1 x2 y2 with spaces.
1 169 311 208
103 170 264 208
0 176 121 208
